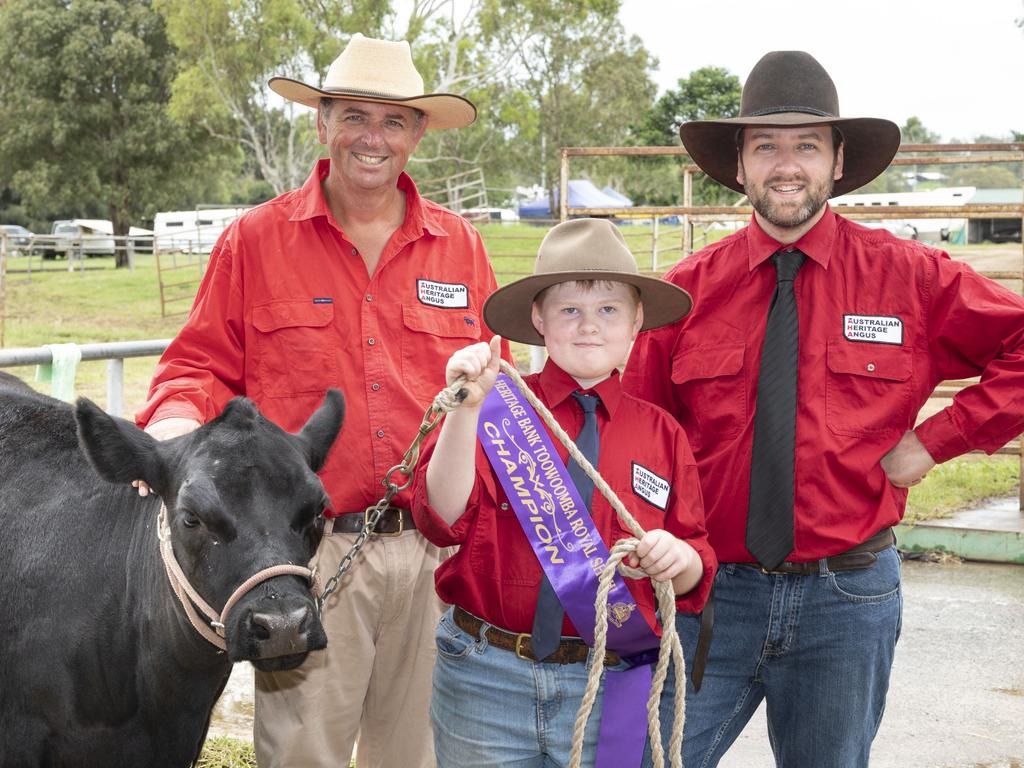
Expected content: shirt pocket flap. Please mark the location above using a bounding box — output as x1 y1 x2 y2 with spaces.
252 301 334 332
671 342 744 384
827 338 912 382
402 304 481 340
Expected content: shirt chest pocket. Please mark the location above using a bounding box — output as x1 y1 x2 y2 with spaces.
401 304 482 405
670 342 746 453
825 337 913 437
252 301 341 398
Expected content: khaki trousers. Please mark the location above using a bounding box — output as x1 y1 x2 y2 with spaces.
254 528 446 768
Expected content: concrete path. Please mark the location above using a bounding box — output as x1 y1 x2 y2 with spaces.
718 559 1024 768
210 559 1024 767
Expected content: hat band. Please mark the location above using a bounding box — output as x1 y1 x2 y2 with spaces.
321 85 420 100
746 105 835 118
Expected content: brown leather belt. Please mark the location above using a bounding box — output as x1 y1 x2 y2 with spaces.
737 527 895 575
453 606 621 666
326 508 415 537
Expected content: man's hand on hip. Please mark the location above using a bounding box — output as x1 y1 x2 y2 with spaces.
133 417 201 496
880 430 936 488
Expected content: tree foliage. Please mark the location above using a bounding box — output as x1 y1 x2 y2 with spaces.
630 65 741 205
0 0 228 265
900 116 941 144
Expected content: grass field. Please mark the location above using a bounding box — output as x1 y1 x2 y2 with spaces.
0 231 1019 523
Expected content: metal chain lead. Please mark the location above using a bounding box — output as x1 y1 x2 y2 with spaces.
316 377 468 613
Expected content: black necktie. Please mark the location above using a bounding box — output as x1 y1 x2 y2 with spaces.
746 249 805 570
531 391 599 661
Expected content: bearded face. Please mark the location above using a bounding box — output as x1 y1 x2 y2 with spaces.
737 126 844 235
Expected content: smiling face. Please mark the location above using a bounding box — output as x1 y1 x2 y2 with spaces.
531 280 644 390
737 125 845 243
317 98 427 194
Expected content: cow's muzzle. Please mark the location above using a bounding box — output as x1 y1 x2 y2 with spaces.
158 503 323 655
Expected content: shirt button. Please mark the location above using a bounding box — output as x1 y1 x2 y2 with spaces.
368 337 376 346
500 502 509 510
366 294 373 302
376 429 385 438
371 383 381 391
351 247 358 256
866 363 876 372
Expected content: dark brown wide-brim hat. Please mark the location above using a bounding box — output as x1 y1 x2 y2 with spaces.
269 33 476 130
484 218 693 346
679 51 900 196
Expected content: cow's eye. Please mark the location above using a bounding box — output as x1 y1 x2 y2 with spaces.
181 513 201 529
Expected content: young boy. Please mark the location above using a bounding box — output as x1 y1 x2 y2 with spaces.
412 218 716 767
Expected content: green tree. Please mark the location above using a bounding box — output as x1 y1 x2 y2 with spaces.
900 116 940 144
630 65 741 205
156 0 391 195
948 165 1021 188
478 0 657 209
0 0 228 266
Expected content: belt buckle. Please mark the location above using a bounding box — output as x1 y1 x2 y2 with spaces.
514 632 533 661
364 506 403 537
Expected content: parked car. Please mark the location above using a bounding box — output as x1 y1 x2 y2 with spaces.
34 219 117 259
0 224 33 255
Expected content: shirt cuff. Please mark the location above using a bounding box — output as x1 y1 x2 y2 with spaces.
674 537 717 615
411 468 476 547
914 409 971 464
140 401 204 429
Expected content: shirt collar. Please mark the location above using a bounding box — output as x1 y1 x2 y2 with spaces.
289 159 448 239
745 204 837 272
537 359 622 419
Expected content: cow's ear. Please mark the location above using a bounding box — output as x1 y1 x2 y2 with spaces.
295 389 345 473
75 398 167 492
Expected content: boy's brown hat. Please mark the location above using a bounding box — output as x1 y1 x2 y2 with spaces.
483 218 692 346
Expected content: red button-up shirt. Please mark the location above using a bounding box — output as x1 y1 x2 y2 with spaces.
137 159 504 513
624 207 1024 563
412 361 716 636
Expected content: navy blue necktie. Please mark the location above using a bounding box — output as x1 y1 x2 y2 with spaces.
531 392 599 661
747 249 805 570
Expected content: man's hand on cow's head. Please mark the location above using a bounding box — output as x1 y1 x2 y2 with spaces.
132 417 201 496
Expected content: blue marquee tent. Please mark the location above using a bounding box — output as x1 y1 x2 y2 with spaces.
518 179 633 218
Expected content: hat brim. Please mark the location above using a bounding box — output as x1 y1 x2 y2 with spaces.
483 271 693 346
268 77 476 130
679 114 901 197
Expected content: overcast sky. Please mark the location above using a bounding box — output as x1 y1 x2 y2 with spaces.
618 0 1024 141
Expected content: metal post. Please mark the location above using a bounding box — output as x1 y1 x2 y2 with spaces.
682 168 693 255
529 345 546 374
0 234 6 348
106 358 124 417
651 217 659 272
559 150 569 222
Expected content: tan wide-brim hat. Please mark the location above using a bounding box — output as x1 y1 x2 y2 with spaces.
679 51 901 196
269 33 476 130
484 218 693 346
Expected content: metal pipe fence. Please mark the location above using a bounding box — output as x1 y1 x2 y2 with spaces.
0 339 171 416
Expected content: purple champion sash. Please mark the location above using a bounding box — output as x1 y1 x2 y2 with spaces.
479 374 662 767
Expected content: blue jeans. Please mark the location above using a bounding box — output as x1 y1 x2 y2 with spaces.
431 606 631 767
644 547 903 768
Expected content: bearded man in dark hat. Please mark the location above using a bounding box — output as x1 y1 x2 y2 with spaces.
626 50 1024 767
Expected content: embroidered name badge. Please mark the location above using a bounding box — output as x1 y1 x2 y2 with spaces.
631 462 670 510
843 314 903 345
417 279 469 308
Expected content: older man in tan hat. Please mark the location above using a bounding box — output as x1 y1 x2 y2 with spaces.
627 51 1024 767
135 33 507 767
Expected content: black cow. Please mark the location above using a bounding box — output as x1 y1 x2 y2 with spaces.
0 370 35 394
0 385 345 767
